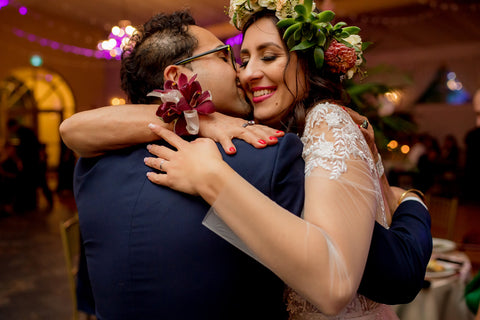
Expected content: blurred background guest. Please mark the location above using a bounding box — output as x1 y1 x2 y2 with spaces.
463 89 480 203
6 118 41 213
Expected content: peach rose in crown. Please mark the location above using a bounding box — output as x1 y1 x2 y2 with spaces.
324 40 357 75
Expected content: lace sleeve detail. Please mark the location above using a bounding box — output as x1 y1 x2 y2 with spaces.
301 102 387 227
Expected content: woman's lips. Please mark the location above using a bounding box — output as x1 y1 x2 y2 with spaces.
251 87 276 104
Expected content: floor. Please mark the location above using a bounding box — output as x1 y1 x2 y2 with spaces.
0 189 479 319
0 191 77 320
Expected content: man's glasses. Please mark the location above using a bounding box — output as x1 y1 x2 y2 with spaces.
174 44 237 72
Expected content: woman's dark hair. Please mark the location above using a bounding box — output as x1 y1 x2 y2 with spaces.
120 10 197 103
242 11 350 135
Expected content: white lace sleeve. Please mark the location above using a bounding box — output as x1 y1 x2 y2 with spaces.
301 102 387 227
282 102 388 311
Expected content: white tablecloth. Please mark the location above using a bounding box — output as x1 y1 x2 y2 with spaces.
394 251 474 320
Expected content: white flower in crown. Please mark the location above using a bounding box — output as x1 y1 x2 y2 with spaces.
344 35 362 51
343 34 364 78
258 0 277 10
276 0 315 20
229 0 316 30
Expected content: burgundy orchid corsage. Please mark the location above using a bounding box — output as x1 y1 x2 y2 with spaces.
147 73 215 135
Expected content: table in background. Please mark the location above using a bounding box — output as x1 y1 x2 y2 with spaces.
394 251 474 320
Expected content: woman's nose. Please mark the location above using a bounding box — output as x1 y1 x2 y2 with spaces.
239 61 263 85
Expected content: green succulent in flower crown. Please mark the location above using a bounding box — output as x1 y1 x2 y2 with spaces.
229 0 370 79
277 0 370 77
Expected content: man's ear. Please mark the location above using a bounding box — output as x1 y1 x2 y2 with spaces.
164 65 193 82
164 65 180 82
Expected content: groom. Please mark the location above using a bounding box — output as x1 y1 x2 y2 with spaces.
71 11 304 320
63 10 432 320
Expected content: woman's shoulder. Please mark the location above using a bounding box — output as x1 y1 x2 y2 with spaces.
305 101 351 127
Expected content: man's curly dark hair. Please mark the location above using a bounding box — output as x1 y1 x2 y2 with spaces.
120 10 197 103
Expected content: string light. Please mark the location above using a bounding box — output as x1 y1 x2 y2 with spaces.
0 0 9 9
387 140 399 151
97 20 136 61
400 145 410 154
18 5 26 15
5 1 133 60
111 97 126 105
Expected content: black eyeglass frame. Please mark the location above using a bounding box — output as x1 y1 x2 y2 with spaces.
173 44 236 71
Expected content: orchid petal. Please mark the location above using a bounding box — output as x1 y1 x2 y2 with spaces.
196 100 216 114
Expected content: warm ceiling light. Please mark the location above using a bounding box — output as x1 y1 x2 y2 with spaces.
98 20 136 60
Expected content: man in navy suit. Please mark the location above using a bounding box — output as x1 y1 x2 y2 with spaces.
73 11 304 320
65 10 431 320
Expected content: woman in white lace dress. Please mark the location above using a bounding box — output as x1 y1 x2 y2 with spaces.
143 2 399 319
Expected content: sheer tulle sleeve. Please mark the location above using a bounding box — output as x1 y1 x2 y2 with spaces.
203 103 386 314
290 102 386 308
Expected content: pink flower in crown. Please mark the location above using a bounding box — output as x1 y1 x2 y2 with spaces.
149 73 215 123
324 40 357 75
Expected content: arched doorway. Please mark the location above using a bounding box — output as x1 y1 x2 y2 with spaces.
0 67 75 170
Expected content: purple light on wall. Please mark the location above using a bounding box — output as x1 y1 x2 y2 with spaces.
12 28 24 37
45 74 53 82
0 0 9 9
50 41 60 50
18 6 27 15
11 26 122 60
225 33 243 47
82 49 94 57
62 44 73 52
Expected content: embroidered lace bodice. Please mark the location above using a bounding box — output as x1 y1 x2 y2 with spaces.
285 102 394 320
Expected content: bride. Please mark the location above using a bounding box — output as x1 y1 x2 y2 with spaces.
143 0 399 318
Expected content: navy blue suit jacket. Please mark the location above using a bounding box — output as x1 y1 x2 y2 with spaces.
359 199 432 304
74 134 305 320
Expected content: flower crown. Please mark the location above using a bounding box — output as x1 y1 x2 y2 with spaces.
229 0 370 78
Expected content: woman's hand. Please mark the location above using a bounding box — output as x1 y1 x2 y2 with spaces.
199 112 284 155
144 124 226 199
342 107 378 161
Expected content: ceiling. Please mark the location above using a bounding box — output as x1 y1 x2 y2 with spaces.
18 0 424 38
4 0 479 63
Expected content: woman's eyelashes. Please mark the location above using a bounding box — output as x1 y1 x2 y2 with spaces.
261 55 277 62
239 55 277 68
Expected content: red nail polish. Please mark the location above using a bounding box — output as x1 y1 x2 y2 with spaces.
258 139 266 145
229 147 236 153
341 106 346 110
276 131 284 134
269 136 277 140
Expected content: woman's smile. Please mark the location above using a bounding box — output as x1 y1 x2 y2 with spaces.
251 86 277 103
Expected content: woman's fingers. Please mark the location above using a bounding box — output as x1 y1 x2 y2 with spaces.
244 124 283 146
218 137 237 155
146 171 169 186
341 107 378 157
146 143 176 160
148 123 187 149
144 156 167 171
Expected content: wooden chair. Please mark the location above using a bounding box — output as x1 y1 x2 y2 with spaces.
424 194 458 241
60 214 81 320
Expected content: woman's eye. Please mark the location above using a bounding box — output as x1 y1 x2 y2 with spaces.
239 60 249 68
262 55 276 62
